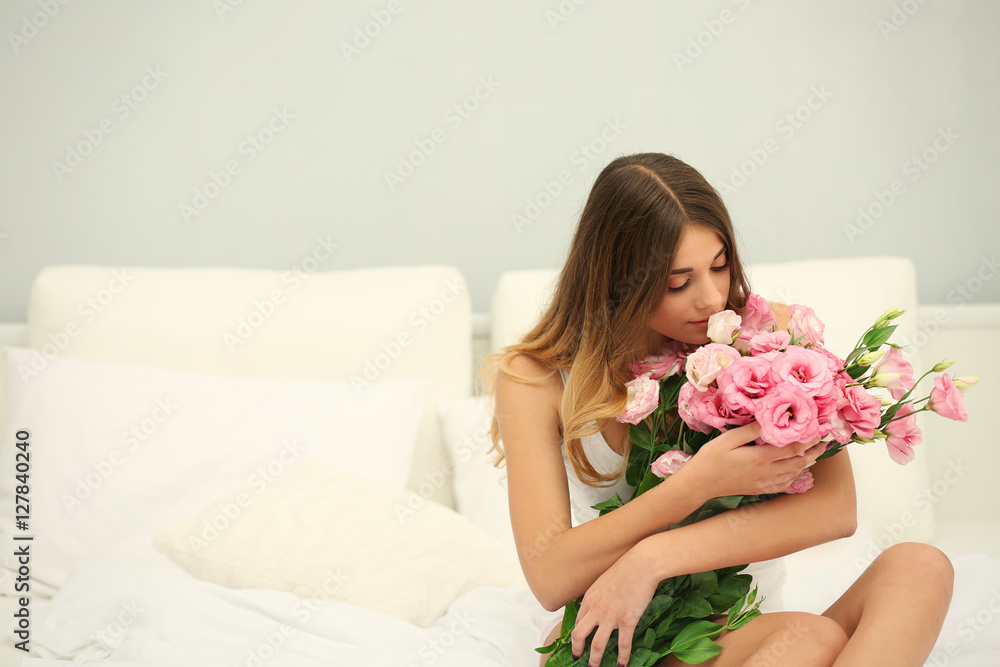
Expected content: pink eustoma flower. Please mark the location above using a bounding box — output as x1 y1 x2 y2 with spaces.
784 469 815 494
789 304 825 347
685 343 742 391
740 293 777 336
628 354 682 380
678 382 713 434
748 330 791 355
870 347 916 401
755 384 821 447
717 356 773 414
927 373 969 423
651 450 693 479
839 384 882 440
769 348 836 398
707 310 741 345
617 372 659 424
884 403 922 465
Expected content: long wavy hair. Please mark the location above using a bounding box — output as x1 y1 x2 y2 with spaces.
480 153 750 486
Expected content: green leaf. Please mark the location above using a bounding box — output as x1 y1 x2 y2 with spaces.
670 619 725 651
630 424 655 451
635 467 663 496
671 636 725 664
592 494 624 516
678 595 713 619
862 324 897 349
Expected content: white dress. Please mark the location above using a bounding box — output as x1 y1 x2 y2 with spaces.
558 369 786 613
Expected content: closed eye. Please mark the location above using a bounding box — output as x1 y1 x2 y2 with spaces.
668 262 729 293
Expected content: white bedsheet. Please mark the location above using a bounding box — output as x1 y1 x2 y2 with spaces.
20 565 555 667
16 553 1000 666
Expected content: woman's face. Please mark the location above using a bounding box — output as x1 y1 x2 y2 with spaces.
647 224 731 347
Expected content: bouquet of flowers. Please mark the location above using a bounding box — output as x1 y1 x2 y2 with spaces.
538 294 978 666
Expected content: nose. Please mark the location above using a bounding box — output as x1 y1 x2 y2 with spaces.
696 278 725 312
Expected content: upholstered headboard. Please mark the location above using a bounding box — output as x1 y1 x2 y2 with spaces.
21 264 472 507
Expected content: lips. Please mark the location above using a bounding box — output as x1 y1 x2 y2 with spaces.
690 319 709 329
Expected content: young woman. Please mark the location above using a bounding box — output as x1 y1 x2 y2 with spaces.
483 153 953 667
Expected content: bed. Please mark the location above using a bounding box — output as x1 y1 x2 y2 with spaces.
0 259 998 666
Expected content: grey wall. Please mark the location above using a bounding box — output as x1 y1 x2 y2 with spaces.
1 0 997 321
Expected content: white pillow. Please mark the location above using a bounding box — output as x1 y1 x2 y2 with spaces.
436 396 518 562
153 458 526 627
0 346 428 596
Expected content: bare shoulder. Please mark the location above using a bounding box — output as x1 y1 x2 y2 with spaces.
494 353 563 444
768 301 792 331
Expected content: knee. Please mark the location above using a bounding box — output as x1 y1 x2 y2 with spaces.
878 542 955 600
752 613 848 666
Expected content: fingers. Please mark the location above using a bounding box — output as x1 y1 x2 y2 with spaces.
570 608 633 667
616 625 634 667
716 421 762 448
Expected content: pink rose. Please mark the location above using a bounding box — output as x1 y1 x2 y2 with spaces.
839 384 882 440
707 310 741 345
748 330 791 355
685 343 742 391
651 449 693 479
768 348 836 398
717 356 773 413
740 293 777 336
884 403 922 465
784 469 815 495
927 373 968 422
789 304 825 347
870 347 916 401
755 384 821 447
617 372 659 424
628 353 682 380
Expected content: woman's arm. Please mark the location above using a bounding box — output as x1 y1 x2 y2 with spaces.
632 448 857 581
497 353 827 612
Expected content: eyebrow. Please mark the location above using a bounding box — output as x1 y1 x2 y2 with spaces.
670 247 727 275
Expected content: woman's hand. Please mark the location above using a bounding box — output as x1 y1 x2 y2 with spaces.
571 545 659 667
675 422 827 501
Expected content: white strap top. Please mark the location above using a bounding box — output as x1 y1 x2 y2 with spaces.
558 368 786 611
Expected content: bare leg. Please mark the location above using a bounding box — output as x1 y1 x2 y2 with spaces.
823 542 953 666
656 612 848 666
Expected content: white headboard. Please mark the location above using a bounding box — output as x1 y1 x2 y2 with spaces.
20 264 472 507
